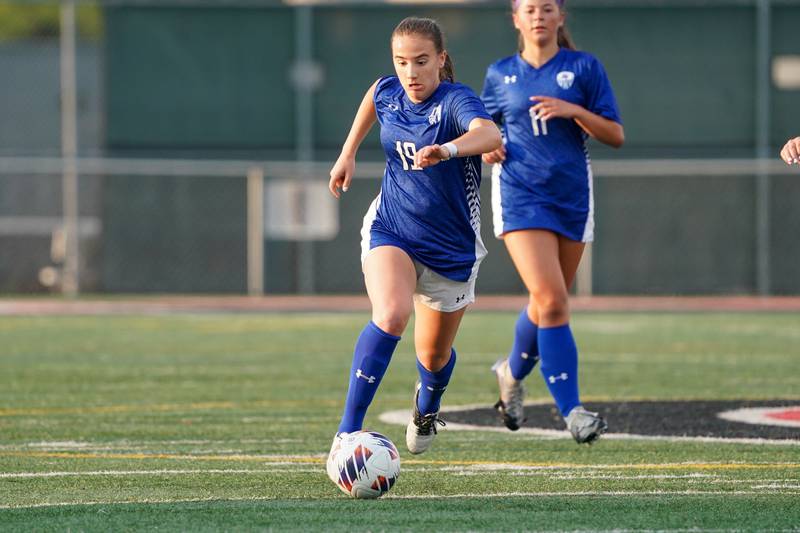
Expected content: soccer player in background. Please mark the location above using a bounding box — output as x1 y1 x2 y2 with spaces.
780 137 800 165
481 0 624 443
326 16 501 471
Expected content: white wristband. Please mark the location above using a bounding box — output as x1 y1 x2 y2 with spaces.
442 142 458 160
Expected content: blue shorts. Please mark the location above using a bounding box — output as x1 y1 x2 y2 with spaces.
490 164 594 242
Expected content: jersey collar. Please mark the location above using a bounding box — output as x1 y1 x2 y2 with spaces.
516 47 564 72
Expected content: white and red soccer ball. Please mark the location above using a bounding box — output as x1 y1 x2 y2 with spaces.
326 431 401 499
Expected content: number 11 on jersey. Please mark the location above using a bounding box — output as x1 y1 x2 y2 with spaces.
529 108 548 137
396 141 422 170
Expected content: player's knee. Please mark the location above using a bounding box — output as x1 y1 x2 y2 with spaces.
415 348 451 373
523 300 540 325
372 307 411 336
531 292 569 325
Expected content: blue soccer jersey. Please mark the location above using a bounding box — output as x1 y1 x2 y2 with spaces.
363 76 492 282
482 49 621 241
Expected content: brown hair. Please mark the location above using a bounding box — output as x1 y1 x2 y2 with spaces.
512 1 577 52
391 17 455 82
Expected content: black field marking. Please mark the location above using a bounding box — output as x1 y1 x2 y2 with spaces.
444 400 800 440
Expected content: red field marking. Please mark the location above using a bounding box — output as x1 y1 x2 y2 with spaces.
767 409 800 422
1 295 800 315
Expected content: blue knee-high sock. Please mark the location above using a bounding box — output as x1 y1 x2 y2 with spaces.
416 348 457 415
337 321 400 434
538 324 580 417
507 306 540 381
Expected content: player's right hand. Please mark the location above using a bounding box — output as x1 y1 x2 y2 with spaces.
482 145 506 164
329 155 355 199
780 137 800 165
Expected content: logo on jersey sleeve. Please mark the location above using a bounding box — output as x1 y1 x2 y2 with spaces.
556 71 575 90
428 104 442 125
504 75 517 84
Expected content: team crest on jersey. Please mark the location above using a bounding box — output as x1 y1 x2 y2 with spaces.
556 71 575 90
428 104 442 125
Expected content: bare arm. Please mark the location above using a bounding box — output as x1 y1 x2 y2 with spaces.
329 80 379 198
530 96 625 149
573 108 625 148
414 118 503 168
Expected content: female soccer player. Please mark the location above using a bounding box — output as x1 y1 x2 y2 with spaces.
326 16 502 468
481 0 624 443
780 137 800 165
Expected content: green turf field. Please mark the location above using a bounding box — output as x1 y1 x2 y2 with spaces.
1 311 799 531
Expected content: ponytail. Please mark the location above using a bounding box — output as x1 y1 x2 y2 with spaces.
557 25 576 50
440 53 455 83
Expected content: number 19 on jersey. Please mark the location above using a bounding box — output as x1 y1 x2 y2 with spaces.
396 141 422 170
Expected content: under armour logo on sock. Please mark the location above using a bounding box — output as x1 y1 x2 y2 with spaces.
426 385 447 392
355 369 376 384
521 352 529 360
548 372 569 384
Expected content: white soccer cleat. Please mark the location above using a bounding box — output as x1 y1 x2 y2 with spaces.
405 384 445 455
325 432 347 483
492 357 526 431
565 406 608 444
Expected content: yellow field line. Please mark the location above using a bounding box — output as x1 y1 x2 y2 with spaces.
0 399 339 417
3 398 797 417
2 450 799 470
403 459 800 470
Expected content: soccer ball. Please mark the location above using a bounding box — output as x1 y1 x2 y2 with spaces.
326 431 401 499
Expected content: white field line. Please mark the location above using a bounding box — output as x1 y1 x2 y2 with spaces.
0 469 321 479
446 469 800 484
691 478 799 484
498 473 718 480
451 471 799 483
3 490 800 510
0 467 490 477
3 469 797 487
379 407 800 446
385 489 800 499
0 470 732 480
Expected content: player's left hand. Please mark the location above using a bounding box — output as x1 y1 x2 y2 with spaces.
780 137 800 165
529 96 582 121
414 144 449 168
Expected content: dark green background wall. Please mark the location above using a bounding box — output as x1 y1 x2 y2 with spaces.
101 3 800 294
